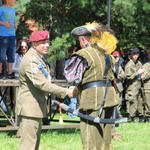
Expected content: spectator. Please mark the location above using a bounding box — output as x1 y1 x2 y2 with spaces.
0 0 17 79
12 39 29 78
125 48 145 122
112 51 126 118
141 49 150 122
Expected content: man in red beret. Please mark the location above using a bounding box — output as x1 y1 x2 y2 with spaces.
29 30 49 42
15 30 79 150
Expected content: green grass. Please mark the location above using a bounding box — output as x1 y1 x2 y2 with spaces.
112 123 150 150
0 113 150 150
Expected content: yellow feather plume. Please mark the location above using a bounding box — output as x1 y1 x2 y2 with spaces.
85 22 118 54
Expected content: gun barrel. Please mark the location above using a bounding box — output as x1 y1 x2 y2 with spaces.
52 100 128 124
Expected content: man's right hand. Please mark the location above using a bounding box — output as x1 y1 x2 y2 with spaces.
67 86 79 98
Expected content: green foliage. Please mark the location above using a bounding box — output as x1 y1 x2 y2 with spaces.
14 0 150 60
48 32 76 62
14 0 31 39
112 0 150 50
14 0 30 14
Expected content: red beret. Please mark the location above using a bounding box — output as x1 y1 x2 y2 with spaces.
112 51 120 57
29 30 50 42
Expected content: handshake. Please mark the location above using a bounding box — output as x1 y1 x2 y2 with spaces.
67 86 79 98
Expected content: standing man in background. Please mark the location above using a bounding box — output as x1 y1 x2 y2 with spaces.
64 22 118 150
125 48 145 122
112 51 126 118
0 0 17 79
141 49 150 122
15 30 79 150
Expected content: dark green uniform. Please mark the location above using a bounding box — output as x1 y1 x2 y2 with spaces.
114 65 126 117
142 62 150 122
125 59 144 119
73 45 118 150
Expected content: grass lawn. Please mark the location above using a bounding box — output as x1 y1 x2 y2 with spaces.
0 112 150 150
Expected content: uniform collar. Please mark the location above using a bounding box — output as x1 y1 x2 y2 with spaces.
31 47 44 59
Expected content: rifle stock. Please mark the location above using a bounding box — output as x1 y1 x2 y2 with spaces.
52 100 128 124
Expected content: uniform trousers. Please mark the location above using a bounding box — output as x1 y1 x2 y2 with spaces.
144 90 150 117
126 89 144 117
18 115 42 150
80 107 114 150
116 91 123 117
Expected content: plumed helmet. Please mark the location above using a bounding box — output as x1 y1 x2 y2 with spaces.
71 21 118 54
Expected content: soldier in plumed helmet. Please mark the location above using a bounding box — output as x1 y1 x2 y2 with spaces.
64 22 118 150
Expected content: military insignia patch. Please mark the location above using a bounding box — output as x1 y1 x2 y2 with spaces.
32 67 39 73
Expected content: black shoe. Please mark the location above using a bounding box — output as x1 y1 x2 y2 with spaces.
145 117 150 123
0 73 6 79
131 117 138 123
127 116 132 122
139 116 145 123
7 73 16 79
148 117 150 123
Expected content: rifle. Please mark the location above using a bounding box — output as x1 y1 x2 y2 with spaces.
52 100 128 124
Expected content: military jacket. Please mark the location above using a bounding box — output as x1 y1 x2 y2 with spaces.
15 48 67 118
73 46 118 110
142 62 150 90
125 59 142 90
114 64 126 93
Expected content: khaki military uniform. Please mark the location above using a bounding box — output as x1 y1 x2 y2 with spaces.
125 59 144 118
142 62 150 120
114 64 126 117
73 45 118 150
15 48 67 150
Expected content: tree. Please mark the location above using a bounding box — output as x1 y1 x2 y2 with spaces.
15 0 108 63
15 0 150 61
112 0 150 50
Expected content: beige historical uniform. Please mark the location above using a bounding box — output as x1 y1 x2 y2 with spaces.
73 45 118 150
142 62 150 121
125 59 144 119
114 64 126 117
15 48 67 150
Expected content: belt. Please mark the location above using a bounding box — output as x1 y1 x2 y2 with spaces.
81 80 112 90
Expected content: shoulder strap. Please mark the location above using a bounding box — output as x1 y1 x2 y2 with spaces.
98 54 111 117
103 54 110 80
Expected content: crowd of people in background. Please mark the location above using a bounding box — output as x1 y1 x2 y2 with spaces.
111 47 150 123
1 29 150 124
64 45 150 124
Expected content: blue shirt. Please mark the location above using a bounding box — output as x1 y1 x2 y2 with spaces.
0 5 16 36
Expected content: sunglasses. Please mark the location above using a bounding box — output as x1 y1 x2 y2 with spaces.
114 56 119 58
21 46 28 49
